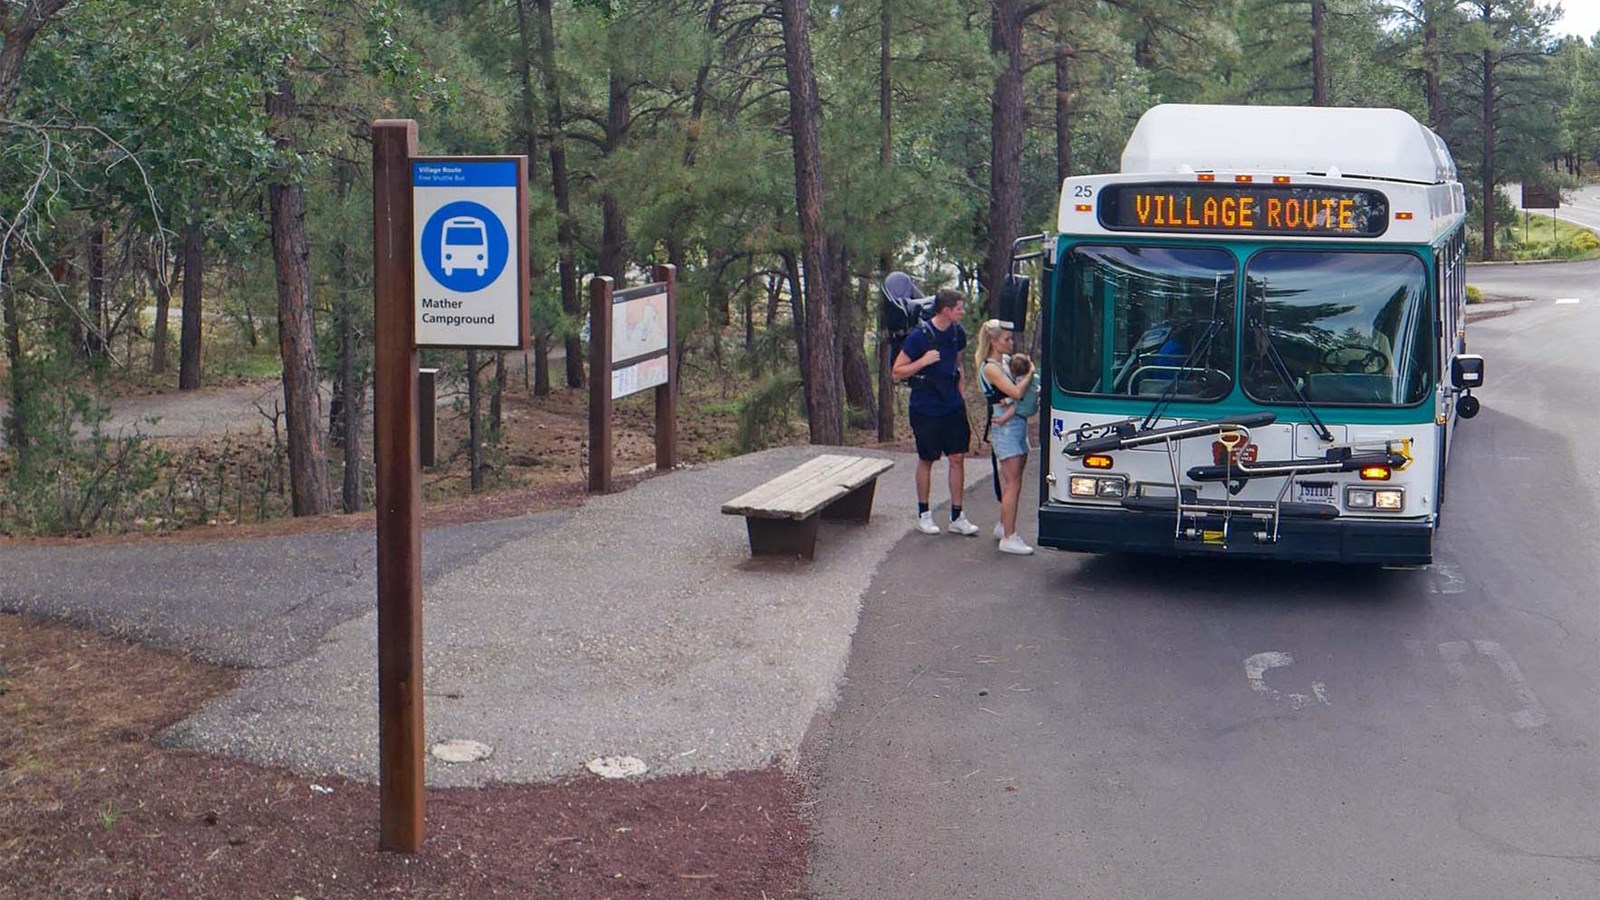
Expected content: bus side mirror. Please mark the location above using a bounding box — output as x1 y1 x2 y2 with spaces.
1451 354 1485 390
996 273 1030 332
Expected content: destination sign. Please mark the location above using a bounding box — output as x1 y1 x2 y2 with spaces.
1098 183 1389 237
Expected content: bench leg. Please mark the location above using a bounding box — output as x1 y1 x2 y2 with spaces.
746 515 820 560
820 479 878 523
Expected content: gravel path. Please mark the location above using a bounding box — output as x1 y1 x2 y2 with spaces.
2 445 989 788
0 381 291 445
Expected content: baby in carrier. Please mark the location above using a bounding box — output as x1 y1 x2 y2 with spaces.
1000 353 1041 422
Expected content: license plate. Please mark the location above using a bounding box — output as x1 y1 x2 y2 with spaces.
1298 482 1335 504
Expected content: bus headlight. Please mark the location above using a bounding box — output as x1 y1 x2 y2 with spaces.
1346 486 1404 512
1069 474 1127 499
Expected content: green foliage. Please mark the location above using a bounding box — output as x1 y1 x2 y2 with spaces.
0 348 166 537
1501 213 1600 260
4 0 1599 526
1465 284 1484 304
735 374 804 453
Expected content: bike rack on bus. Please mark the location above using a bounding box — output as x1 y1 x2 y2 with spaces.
1063 413 1413 550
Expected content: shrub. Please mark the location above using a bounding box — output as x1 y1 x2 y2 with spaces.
1465 284 1484 305
734 374 803 452
0 375 165 536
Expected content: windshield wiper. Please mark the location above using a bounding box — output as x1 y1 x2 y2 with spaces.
1140 274 1226 431
1250 319 1335 442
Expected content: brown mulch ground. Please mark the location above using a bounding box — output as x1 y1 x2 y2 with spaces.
0 613 810 898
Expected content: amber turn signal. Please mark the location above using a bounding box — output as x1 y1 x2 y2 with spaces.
1084 454 1114 469
1359 466 1391 481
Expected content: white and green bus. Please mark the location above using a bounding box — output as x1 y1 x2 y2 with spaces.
1028 104 1485 565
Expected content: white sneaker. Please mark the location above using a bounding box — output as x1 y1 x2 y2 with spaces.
915 512 941 535
948 514 980 536
993 522 1005 540
998 534 1034 555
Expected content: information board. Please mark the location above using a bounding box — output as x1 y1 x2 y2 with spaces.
611 282 670 399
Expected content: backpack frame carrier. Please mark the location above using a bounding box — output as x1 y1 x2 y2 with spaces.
880 272 937 388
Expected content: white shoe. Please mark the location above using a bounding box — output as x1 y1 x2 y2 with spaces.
998 534 1034 555
948 514 980 536
915 512 941 535
993 522 1006 540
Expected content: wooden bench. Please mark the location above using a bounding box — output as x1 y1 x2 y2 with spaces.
722 454 895 560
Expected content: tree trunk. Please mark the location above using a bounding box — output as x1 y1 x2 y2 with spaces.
533 0 583 389
1310 0 1327 106
513 0 550 402
982 0 1027 302
600 69 631 283
834 250 875 429
780 0 844 445
467 350 483 492
532 330 549 395
877 0 895 443
1055 8 1074 184
0 0 72 118
333 163 365 513
2 253 25 451
178 218 204 390
337 291 364 512
1481 48 1496 260
765 271 782 329
744 260 755 349
86 221 107 360
267 77 331 517
779 247 808 408
491 352 505 433
1423 11 1444 131
150 241 173 373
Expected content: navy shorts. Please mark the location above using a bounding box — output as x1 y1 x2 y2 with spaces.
909 409 971 461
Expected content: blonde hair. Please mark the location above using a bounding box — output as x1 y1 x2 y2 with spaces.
972 318 1009 376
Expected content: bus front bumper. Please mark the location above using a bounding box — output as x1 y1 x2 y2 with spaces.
1037 503 1433 565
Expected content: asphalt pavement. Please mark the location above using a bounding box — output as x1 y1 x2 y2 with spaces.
804 274 1600 898
0 444 986 788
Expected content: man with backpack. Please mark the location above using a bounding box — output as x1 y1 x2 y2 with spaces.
891 288 981 537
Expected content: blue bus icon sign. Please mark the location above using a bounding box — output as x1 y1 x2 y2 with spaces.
419 201 508 292
441 216 488 276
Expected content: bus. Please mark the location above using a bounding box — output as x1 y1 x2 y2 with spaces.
1026 104 1485 565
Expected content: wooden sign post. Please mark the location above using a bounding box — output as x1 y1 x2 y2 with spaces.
372 119 424 854
371 119 529 853
588 264 677 493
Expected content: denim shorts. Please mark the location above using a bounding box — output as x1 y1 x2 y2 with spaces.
991 415 1029 461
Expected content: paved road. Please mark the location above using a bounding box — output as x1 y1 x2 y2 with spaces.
1505 181 1600 234
1467 253 1600 302
805 274 1600 897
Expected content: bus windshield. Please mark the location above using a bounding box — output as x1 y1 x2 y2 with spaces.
1055 245 1236 401
1241 250 1431 406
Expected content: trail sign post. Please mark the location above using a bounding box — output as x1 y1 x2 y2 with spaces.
588 265 677 493
372 120 528 853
